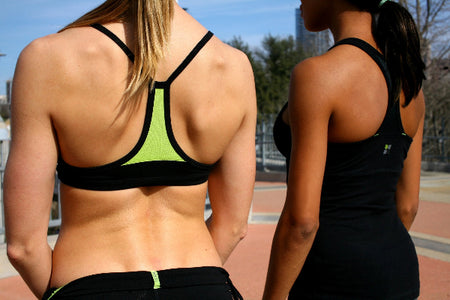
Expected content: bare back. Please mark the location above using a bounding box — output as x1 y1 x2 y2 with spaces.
283 40 424 144
6 5 255 289
325 43 425 143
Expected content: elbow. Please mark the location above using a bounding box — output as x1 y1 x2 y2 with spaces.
282 215 319 245
231 220 248 242
6 235 45 267
397 201 419 221
292 220 319 243
209 214 248 242
6 243 30 267
238 222 248 241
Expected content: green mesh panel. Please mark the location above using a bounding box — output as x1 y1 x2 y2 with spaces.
122 88 185 166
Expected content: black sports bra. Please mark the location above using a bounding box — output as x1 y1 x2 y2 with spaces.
56 24 216 190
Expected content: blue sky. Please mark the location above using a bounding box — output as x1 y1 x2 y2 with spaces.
0 0 300 95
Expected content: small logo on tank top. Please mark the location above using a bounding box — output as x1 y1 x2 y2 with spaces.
383 144 392 155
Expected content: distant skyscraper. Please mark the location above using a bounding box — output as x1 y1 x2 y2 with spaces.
6 80 11 104
295 8 330 55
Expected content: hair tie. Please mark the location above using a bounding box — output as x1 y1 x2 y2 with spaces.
379 0 389 7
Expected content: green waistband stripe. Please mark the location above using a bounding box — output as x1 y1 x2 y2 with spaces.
151 270 161 290
46 286 64 300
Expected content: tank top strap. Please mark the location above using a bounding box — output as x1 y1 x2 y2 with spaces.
166 31 214 84
329 38 394 107
91 24 135 63
330 38 408 136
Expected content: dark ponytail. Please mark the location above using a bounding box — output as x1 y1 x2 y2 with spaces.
346 0 426 106
373 1 426 106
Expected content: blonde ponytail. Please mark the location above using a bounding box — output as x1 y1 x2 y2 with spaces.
60 0 174 107
126 0 173 105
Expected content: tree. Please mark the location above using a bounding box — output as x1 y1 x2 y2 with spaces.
228 35 308 120
400 0 450 161
255 35 307 116
227 36 266 120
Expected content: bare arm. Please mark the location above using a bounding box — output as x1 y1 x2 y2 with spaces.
263 60 333 300
206 53 257 264
4 39 59 298
395 91 425 230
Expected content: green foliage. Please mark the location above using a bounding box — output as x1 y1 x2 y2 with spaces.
228 35 309 120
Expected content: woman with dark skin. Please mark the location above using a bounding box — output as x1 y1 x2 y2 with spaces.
4 1 256 299
264 0 425 299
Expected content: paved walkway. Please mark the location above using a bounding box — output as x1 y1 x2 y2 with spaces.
1 172 449 299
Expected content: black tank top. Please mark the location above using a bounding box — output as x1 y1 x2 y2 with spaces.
57 25 216 191
273 38 419 299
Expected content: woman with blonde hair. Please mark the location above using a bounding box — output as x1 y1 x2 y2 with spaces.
4 0 256 299
264 0 425 299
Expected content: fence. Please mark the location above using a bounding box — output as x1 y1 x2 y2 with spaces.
422 117 449 163
423 135 450 162
256 115 286 172
1 122 449 242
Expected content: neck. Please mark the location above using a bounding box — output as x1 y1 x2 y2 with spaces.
329 4 375 46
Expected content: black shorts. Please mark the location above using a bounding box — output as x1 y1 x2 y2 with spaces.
42 266 242 300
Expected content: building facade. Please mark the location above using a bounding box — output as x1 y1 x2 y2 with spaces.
295 8 331 55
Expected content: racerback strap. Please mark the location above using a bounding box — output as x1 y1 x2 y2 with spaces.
91 23 135 63
91 24 213 84
329 38 393 107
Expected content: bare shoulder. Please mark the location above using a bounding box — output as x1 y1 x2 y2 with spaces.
290 44 382 107
19 28 86 66
292 55 326 83
17 30 86 87
205 36 255 107
16 33 61 76
13 33 69 106
221 41 252 69
210 37 254 85
294 46 361 84
290 53 340 107
18 26 127 101
326 42 386 88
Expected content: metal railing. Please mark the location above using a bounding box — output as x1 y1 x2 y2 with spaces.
423 135 450 163
256 115 286 172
